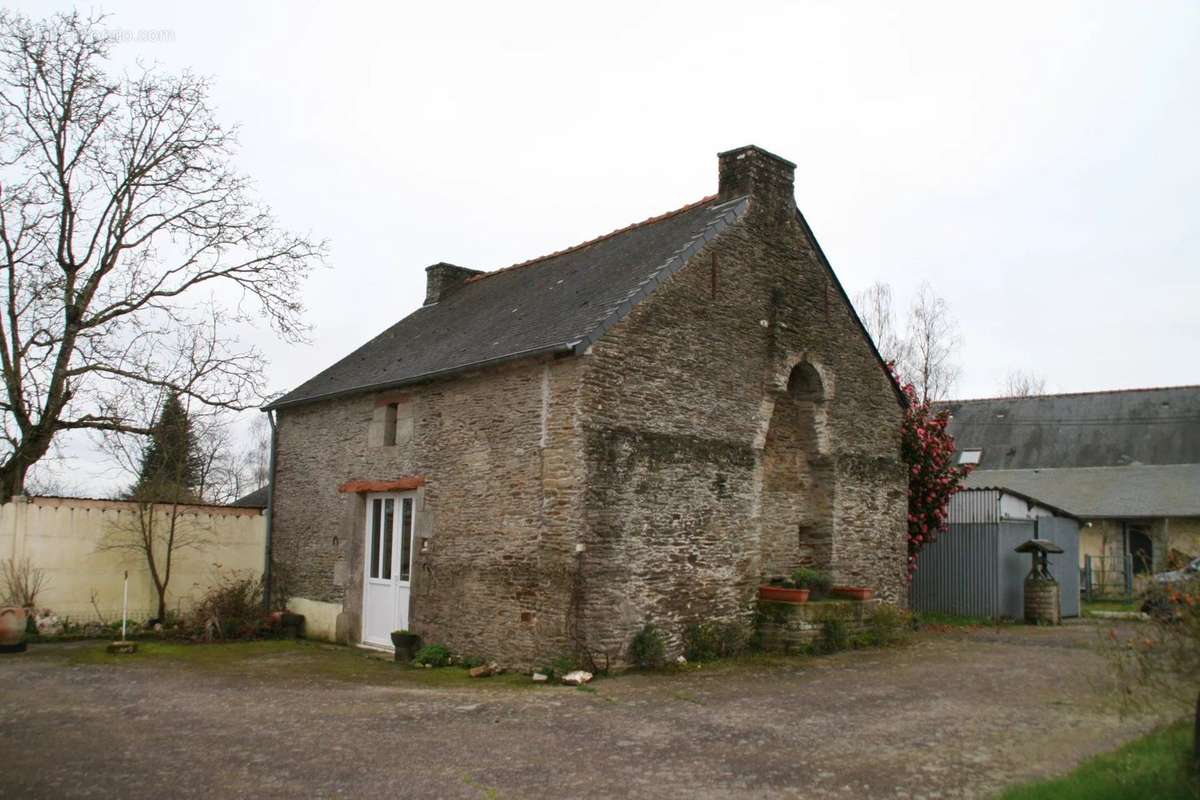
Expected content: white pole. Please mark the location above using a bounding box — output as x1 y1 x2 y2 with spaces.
121 570 128 642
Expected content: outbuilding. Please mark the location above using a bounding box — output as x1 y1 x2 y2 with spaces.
909 487 1081 620
264 146 910 667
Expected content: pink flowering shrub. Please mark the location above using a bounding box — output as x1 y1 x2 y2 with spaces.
892 366 973 580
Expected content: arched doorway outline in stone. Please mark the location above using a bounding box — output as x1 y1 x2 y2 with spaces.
758 358 836 580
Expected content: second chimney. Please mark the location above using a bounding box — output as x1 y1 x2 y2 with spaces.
424 262 483 305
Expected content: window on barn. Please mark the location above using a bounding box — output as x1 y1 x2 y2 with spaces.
383 403 399 446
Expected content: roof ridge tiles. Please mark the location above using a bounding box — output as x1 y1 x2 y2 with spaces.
464 194 727 285
944 384 1200 404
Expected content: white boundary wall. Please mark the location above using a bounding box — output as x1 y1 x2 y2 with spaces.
0 495 266 622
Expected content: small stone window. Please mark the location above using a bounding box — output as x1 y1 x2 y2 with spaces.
383 403 399 446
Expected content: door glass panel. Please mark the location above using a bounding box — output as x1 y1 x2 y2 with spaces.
400 498 413 582
369 498 382 579
382 498 395 580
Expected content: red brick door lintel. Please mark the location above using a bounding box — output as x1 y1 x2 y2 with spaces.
337 477 425 494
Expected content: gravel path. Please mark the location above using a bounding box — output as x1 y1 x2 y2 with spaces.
0 623 1159 799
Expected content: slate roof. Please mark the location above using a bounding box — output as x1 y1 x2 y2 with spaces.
231 486 269 508
941 385 1200 470
963 465 1200 518
268 195 750 410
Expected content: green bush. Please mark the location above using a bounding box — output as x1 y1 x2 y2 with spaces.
531 654 576 680
629 624 666 669
865 605 912 647
185 572 268 641
459 654 486 669
684 620 751 662
792 567 833 600
818 616 850 653
411 644 453 667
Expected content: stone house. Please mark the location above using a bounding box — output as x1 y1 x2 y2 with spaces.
946 385 1200 587
265 146 908 666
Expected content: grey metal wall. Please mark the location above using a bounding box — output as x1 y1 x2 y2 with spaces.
997 521 1037 618
1041 516 1081 617
909 523 1001 617
911 505 1081 619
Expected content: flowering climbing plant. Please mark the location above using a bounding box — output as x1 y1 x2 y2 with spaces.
891 364 974 581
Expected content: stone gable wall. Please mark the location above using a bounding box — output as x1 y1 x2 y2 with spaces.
574 200 907 661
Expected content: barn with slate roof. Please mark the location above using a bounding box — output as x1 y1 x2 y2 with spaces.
943 385 1200 579
265 146 908 665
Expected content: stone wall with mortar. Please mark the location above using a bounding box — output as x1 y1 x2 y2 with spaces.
756 599 882 653
573 150 907 663
272 355 587 665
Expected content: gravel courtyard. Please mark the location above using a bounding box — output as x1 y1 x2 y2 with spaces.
0 623 1162 799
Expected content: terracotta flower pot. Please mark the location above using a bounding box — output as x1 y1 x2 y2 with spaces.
0 607 28 651
832 586 874 601
758 586 811 603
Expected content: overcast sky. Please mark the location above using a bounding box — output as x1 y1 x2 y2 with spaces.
12 1 1200 496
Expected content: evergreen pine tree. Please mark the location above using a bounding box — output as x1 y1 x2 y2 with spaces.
132 394 201 501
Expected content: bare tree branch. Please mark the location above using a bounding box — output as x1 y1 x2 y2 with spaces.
1002 370 1047 397
900 283 961 403
852 281 911 368
0 11 324 500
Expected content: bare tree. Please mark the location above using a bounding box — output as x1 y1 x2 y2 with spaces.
1 556 48 607
184 410 271 504
901 283 961 403
1002 370 1046 397
98 403 210 621
852 281 910 367
0 12 323 502
242 414 271 492
98 491 210 621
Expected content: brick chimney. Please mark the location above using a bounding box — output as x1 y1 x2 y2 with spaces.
424 262 482 305
717 145 796 210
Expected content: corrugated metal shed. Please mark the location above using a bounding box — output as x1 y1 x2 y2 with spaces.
910 488 1080 619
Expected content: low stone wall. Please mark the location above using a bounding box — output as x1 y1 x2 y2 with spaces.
756 598 882 653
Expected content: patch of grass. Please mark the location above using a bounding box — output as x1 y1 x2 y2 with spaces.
998 720 1199 800
38 640 539 691
1084 598 1140 615
64 639 302 667
915 611 1008 629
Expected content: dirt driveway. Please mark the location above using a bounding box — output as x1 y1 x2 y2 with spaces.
0 622 1161 799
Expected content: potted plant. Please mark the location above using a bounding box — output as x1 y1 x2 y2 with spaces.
792 568 833 601
832 586 875 601
0 606 28 653
390 629 422 662
758 578 810 603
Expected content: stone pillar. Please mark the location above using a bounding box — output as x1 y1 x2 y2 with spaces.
1024 577 1061 625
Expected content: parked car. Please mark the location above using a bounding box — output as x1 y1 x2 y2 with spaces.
1151 556 1200 586
1141 556 1199 621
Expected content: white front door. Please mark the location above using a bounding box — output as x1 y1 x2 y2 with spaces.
361 492 415 649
